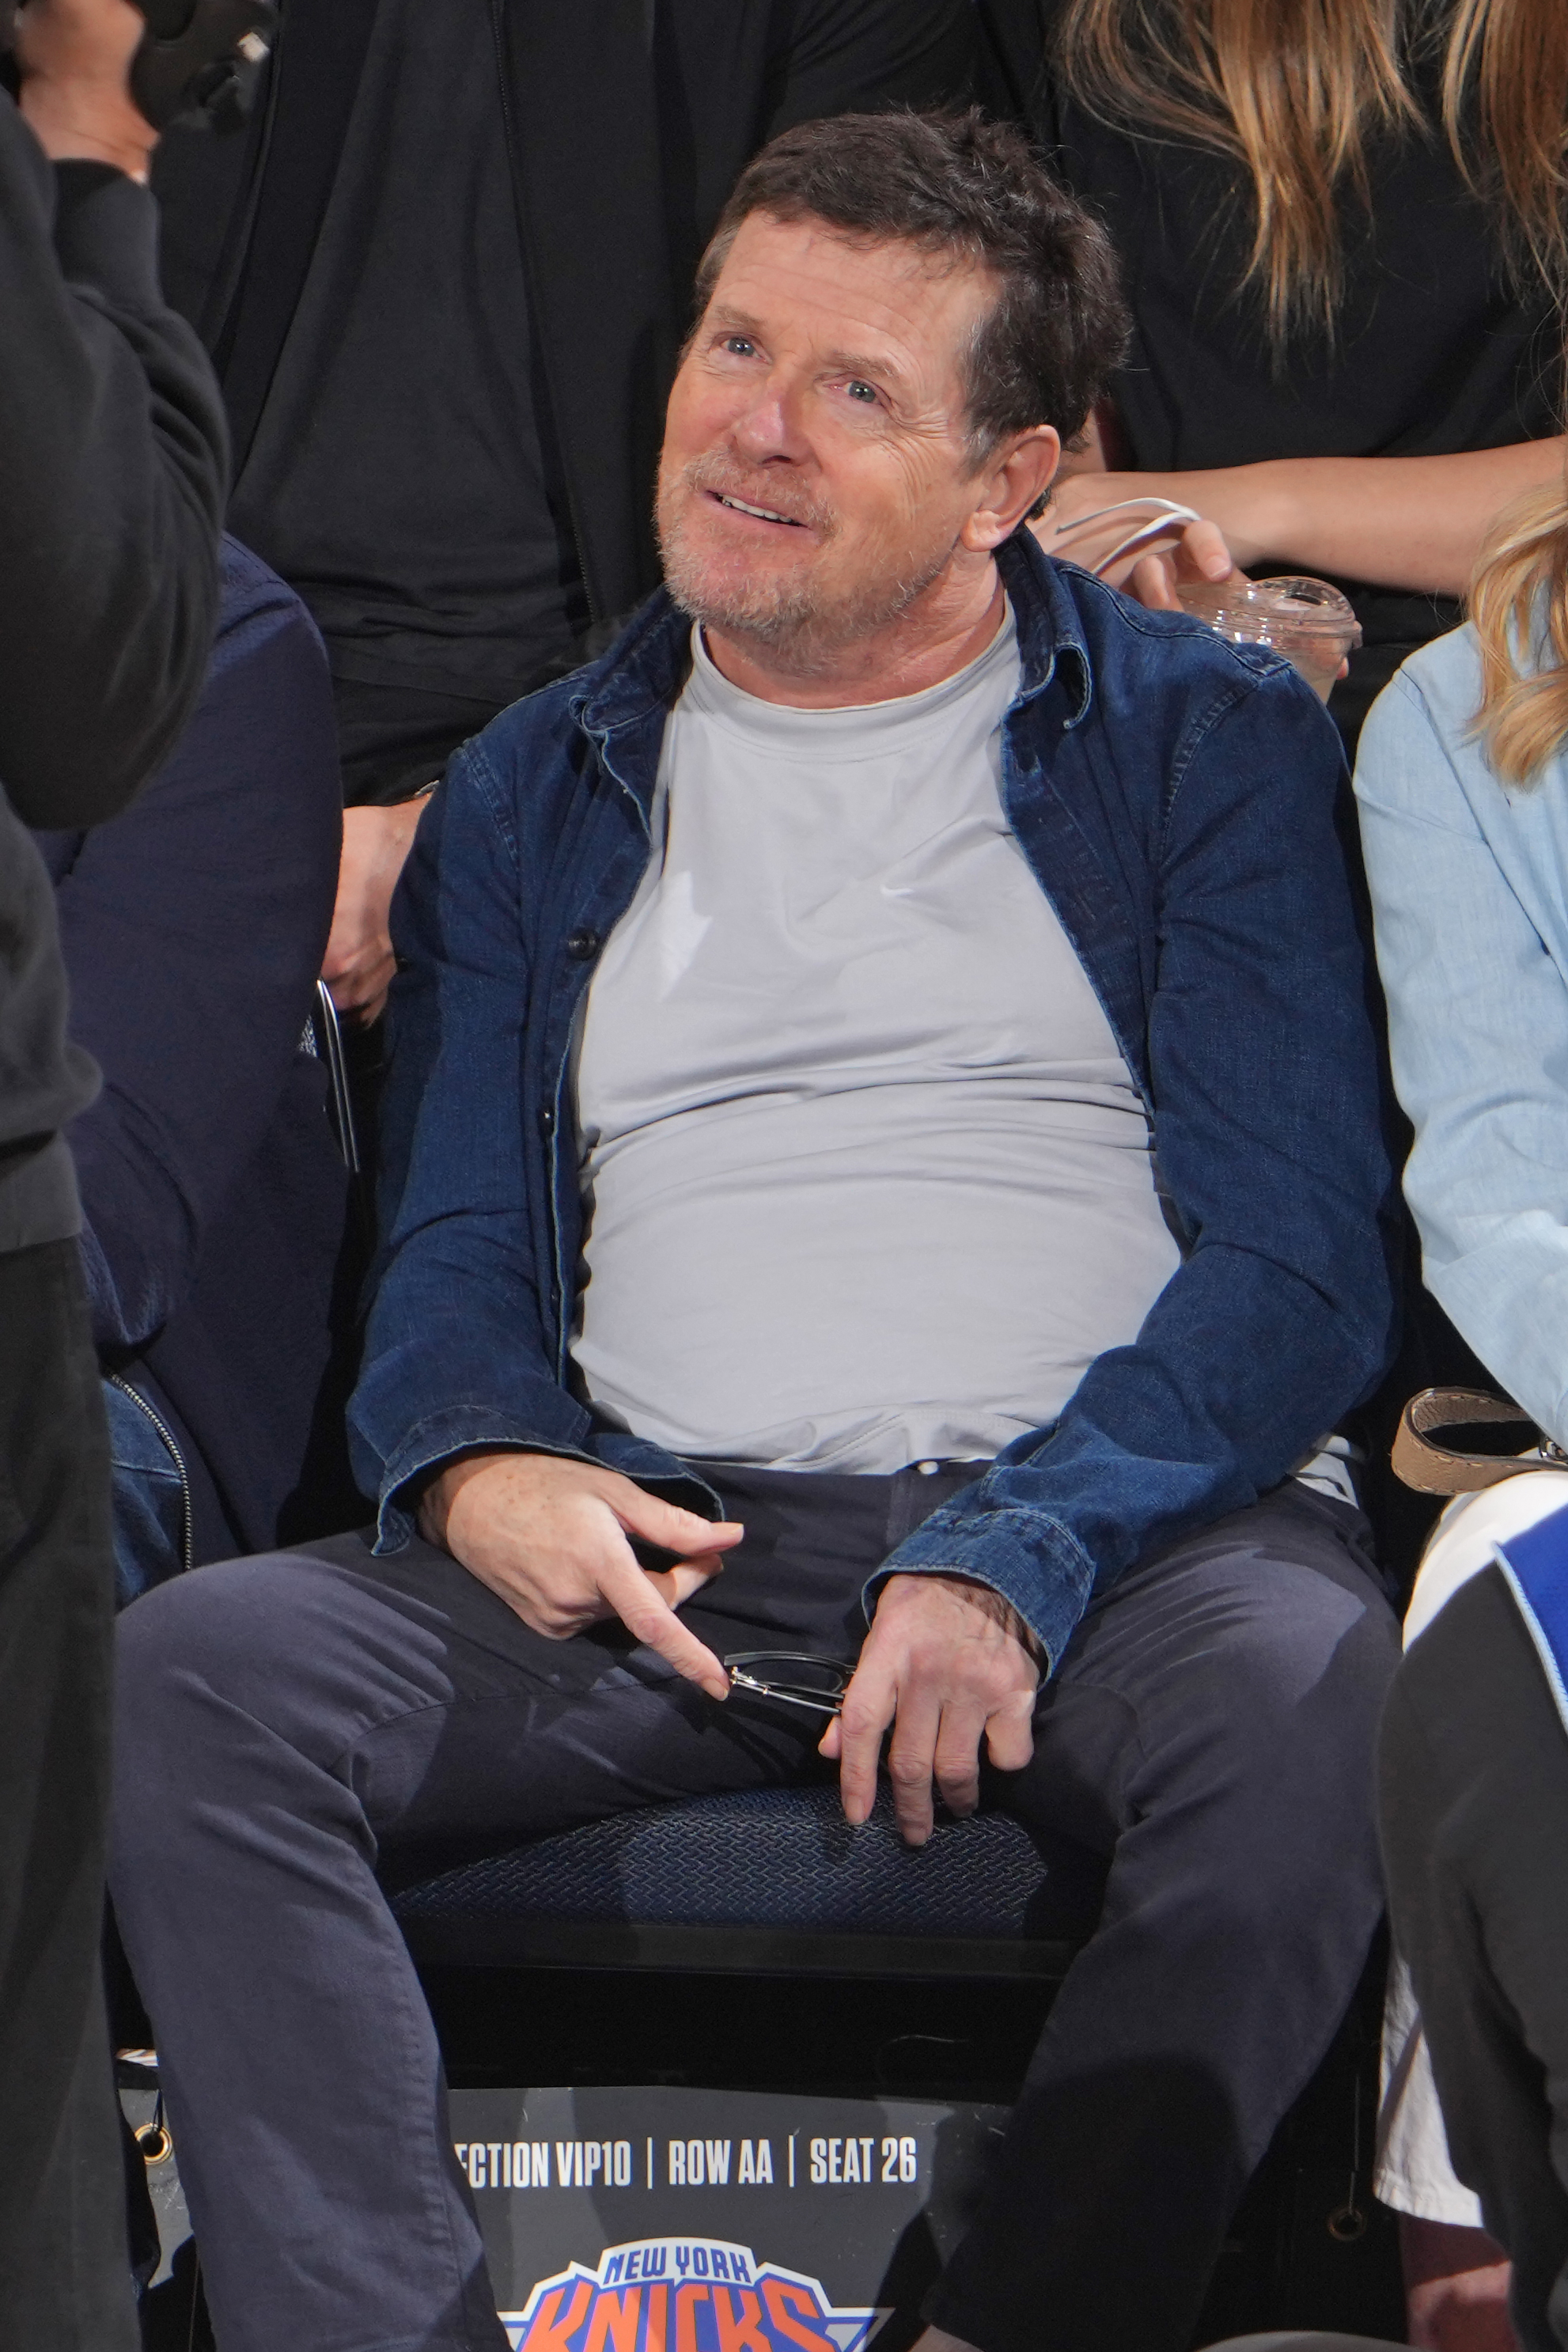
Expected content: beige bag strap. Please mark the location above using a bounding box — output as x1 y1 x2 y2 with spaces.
1391 1385 1566 1495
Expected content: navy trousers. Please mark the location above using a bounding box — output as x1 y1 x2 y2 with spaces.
110 1468 1398 2352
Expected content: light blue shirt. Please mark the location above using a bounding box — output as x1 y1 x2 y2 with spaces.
1355 623 1568 1445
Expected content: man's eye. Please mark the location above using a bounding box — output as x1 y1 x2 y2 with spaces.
845 380 879 404
722 336 756 358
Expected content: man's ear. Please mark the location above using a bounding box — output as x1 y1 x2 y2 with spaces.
960 426 1061 552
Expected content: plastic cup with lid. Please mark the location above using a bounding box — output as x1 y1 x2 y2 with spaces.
1173 575 1362 701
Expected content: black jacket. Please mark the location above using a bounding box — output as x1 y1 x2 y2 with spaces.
152 0 980 636
0 95 226 1251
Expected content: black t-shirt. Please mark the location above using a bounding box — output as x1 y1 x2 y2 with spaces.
225 0 589 801
1011 15 1562 733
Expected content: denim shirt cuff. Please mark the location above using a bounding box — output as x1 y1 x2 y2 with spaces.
373 1411 729 1553
862 1504 1098 1677
373 1407 606 1552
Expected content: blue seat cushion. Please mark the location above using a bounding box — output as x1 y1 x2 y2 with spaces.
391 1786 1093 1978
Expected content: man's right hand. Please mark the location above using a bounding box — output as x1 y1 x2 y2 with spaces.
324 797 430 1026
14 0 157 179
419 1452 744 1702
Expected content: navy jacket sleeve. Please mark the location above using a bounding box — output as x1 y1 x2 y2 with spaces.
877 657 1397 1665
37 543 341 1349
0 96 226 828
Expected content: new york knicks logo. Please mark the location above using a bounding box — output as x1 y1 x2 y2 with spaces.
502 2237 881 2352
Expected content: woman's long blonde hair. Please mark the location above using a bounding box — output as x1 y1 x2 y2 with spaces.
1052 0 1568 342
1470 478 1568 782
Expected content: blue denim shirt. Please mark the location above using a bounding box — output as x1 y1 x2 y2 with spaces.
1355 622 1568 1448
352 529 1395 1670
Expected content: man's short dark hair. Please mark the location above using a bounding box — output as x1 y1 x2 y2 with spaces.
692 108 1131 487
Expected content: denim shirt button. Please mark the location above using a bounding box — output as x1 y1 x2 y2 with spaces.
540 1105 556 1138
566 927 600 960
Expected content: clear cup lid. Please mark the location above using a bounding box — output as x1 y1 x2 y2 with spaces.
1175 574 1363 650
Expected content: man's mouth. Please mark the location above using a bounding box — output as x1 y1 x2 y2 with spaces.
711 490 805 528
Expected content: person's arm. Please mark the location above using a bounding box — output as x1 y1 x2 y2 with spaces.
347 735 576 1521
868 659 1397 1665
46 550 342 1349
829 654 1396 1842
349 731 743 1691
1354 658 1568 1447
0 0 225 828
1042 421 1568 604
352 720 741 1532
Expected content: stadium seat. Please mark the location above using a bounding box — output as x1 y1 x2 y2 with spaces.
391 1782 1092 1980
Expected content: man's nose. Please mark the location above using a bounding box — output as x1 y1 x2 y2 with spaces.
729 375 808 464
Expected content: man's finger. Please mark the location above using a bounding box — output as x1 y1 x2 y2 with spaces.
1128 551 1180 611
645 1557 728 1611
984 1699 1037 1778
930 1700 988 1819
612 1485 745 1563
884 1688 942 1847
597 1548 729 1700
1181 517 1235 582
836 1658 898 1827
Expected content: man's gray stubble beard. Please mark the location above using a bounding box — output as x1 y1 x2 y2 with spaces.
657 487 956 672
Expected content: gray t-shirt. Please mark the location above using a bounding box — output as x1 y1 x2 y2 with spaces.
570 607 1185 1473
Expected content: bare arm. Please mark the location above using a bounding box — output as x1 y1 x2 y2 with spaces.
1043 419 1567 602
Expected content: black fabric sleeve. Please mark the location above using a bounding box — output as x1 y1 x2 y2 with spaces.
0 96 226 829
761 0 983 135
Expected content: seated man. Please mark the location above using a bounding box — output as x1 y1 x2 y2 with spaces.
34 537 365 1600
112 111 1402 2352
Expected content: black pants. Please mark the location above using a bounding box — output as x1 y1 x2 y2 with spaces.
0 1240 137 2349
111 1468 1398 2352
1380 1563 1568 2352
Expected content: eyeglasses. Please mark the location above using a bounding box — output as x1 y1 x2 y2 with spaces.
724 1651 854 1718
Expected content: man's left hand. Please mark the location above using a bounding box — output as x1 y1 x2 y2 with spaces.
820 1573 1040 1846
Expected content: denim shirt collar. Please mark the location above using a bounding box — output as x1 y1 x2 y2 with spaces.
570 525 1093 786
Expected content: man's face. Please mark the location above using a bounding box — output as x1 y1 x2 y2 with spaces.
657 212 1004 665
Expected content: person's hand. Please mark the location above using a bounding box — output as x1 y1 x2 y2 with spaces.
1402 2218 1519 2352
1034 471 1241 611
419 1451 745 1700
324 796 430 1026
14 0 157 178
820 1572 1040 1846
